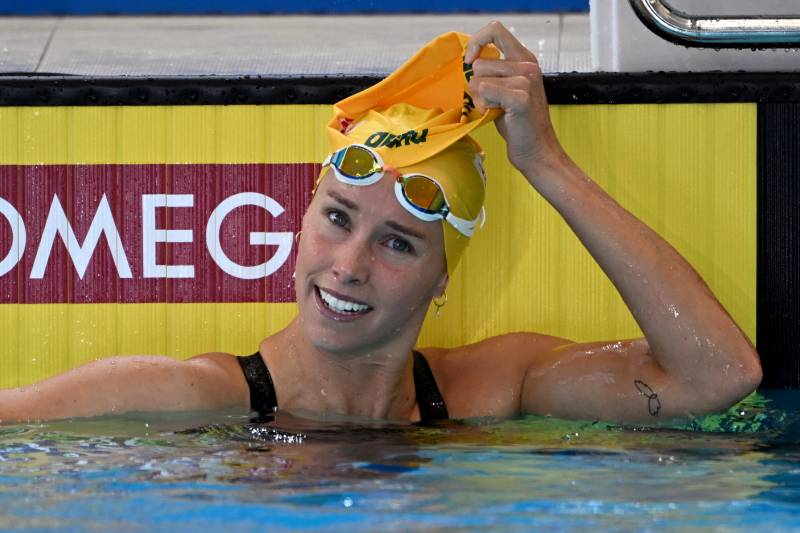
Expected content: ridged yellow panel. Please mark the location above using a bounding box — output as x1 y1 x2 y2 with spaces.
0 104 756 387
2 303 297 388
417 103 756 349
0 106 329 164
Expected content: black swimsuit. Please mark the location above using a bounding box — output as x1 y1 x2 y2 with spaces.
237 350 449 424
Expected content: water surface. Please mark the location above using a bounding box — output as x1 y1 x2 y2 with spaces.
0 391 798 531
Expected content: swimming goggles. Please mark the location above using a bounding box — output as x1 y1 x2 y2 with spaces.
322 144 482 237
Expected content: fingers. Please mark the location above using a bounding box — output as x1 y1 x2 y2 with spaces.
469 77 532 114
471 57 541 79
465 20 537 64
471 75 532 94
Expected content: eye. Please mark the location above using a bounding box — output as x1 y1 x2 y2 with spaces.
385 236 415 255
326 209 350 229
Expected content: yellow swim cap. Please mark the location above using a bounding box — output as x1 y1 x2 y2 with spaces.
323 31 501 276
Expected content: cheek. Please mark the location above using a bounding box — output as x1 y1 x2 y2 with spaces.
305 212 347 248
300 215 335 250
375 267 438 307
294 232 326 275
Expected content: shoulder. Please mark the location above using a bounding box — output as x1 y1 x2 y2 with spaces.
188 352 250 393
418 332 570 419
420 331 571 371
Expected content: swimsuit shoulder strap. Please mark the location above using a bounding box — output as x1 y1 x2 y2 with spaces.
238 349 447 423
412 350 449 423
237 351 278 417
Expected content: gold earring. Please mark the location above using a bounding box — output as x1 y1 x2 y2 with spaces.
433 291 447 319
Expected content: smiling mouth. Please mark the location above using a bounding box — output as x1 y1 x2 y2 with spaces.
315 286 373 316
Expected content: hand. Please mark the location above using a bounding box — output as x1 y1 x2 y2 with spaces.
465 21 564 176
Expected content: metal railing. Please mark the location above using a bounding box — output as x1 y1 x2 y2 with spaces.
629 0 800 47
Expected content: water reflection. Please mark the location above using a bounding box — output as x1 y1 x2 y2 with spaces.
0 391 796 530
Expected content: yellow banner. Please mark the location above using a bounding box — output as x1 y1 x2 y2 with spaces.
0 103 757 387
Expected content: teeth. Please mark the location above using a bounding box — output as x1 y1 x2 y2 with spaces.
318 288 370 314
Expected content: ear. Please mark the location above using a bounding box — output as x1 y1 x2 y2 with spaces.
301 176 326 231
300 206 311 232
433 272 449 299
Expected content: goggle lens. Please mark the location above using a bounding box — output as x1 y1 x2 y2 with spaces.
338 146 382 178
401 175 447 214
324 144 478 237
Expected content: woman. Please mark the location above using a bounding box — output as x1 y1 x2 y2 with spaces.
0 22 761 425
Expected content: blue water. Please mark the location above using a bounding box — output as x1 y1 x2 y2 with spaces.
0 391 798 532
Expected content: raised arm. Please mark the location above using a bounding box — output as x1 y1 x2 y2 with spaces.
0 353 249 424
463 22 761 422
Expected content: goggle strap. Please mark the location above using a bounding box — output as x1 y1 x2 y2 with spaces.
445 212 479 238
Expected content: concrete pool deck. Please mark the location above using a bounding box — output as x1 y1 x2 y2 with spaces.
0 14 591 77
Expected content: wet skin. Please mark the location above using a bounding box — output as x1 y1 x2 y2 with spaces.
0 21 762 426
293 170 448 359
252 171 451 421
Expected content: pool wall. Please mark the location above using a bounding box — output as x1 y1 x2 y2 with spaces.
0 74 777 386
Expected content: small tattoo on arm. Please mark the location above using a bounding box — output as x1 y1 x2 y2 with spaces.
634 380 661 417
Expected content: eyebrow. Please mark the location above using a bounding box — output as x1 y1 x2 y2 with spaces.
327 190 359 211
386 220 426 241
326 190 426 241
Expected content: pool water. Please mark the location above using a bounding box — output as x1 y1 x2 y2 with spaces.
0 391 798 532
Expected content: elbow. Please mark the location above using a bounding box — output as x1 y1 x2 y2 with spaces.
725 348 763 408
0 390 27 425
734 342 763 395
693 347 762 415
740 349 763 395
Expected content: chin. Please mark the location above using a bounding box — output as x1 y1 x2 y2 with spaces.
300 303 418 358
303 321 384 356
295 292 373 354
294 278 430 355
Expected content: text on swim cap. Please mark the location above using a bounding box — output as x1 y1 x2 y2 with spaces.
461 92 476 122
463 61 474 82
364 128 429 149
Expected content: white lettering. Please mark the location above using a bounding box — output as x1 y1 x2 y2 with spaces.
206 192 293 280
142 194 195 279
31 195 132 280
0 197 26 277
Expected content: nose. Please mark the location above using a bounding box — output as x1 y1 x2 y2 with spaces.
332 236 372 285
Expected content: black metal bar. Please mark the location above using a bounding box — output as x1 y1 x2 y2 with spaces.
2 72 800 106
757 102 800 388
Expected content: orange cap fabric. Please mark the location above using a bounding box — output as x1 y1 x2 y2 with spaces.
327 31 501 169
322 31 500 277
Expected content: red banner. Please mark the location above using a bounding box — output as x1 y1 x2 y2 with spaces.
0 164 316 304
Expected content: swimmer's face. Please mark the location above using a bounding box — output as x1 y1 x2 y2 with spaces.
294 169 448 355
